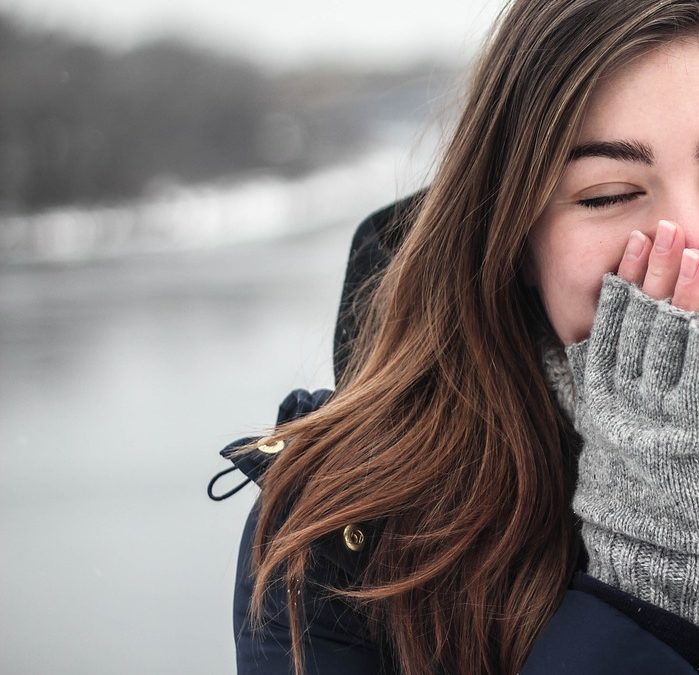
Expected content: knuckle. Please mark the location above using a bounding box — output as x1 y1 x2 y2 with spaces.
646 265 667 279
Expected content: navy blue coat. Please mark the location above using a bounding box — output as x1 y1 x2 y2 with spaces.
209 194 699 674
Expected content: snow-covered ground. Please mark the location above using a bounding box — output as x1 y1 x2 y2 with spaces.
0 121 441 265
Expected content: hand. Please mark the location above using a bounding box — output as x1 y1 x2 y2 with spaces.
563 258 699 555
617 219 699 311
563 232 699 623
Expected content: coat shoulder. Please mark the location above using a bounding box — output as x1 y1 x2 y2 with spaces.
521 587 697 674
234 498 396 675
210 385 381 582
217 388 392 672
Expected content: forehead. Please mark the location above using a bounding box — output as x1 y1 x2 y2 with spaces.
578 35 699 139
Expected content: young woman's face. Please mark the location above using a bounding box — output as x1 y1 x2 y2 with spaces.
527 35 699 345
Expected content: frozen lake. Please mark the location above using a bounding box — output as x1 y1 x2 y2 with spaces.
0 220 362 673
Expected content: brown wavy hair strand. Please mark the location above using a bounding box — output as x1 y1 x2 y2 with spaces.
233 1 699 673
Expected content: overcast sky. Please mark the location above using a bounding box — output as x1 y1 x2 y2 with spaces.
0 0 508 71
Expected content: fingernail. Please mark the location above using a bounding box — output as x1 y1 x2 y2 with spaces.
680 248 699 281
655 219 677 252
624 230 645 260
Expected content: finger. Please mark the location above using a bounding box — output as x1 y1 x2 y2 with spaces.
643 219 685 300
617 230 651 285
671 249 699 312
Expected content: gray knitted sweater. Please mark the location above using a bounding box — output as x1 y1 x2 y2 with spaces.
538 273 699 626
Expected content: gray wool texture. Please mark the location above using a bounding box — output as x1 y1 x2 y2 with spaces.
537 272 699 626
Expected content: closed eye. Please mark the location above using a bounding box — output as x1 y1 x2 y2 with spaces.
576 192 643 209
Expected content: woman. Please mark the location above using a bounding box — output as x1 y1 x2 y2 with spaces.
209 0 699 672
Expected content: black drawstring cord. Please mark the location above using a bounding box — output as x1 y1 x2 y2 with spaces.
208 388 334 502
207 465 253 501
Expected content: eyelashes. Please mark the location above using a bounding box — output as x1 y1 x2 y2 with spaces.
576 192 643 209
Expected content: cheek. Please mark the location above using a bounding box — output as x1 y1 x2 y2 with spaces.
538 266 596 344
534 230 624 345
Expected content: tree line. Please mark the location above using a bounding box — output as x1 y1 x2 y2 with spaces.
0 14 457 212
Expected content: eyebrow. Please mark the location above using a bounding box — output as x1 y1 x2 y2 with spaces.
568 139 656 165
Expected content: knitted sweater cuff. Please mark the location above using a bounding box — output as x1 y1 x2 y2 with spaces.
557 273 699 625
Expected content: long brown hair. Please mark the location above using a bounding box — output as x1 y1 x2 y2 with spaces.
234 2 699 673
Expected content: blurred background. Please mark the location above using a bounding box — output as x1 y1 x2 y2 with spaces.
0 1 506 672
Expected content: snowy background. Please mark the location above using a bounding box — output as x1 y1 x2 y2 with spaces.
0 1 506 672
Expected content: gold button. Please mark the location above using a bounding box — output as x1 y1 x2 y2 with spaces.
257 437 285 454
342 524 365 552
